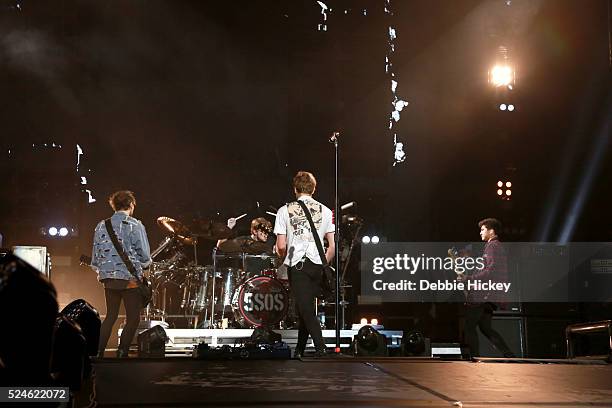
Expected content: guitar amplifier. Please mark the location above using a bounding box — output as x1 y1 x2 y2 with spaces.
477 315 525 357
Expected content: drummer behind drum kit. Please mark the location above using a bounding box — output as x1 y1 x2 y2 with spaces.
146 216 295 330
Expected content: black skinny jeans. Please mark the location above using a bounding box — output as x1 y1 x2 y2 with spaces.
289 259 326 352
98 287 142 353
464 303 513 357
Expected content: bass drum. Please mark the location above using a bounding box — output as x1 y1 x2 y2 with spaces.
231 275 288 328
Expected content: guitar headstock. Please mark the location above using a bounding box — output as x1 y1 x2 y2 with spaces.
79 255 92 266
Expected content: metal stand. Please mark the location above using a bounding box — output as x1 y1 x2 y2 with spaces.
210 247 218 328
332 135 341 351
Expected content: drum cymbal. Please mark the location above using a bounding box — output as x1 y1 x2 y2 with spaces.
218 237 272 255
217 238 243 254
242 240 272 255
157 216 196 245
192 219 233 240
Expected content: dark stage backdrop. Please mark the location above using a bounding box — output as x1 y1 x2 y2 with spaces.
0 1 610 321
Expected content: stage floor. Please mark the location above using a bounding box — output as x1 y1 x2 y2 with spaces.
93 357 612 407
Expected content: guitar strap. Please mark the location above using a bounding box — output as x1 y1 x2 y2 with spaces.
104 218 141 281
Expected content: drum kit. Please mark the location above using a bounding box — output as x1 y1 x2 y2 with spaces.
144 216 295 329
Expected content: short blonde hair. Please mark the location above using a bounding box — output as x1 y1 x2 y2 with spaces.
293 171 316 194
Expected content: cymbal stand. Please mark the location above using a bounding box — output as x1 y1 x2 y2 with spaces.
210 247 218 328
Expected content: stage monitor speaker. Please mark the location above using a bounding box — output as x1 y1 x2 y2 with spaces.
477 315 525 357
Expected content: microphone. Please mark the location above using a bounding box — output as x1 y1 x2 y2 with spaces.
329 131 339 143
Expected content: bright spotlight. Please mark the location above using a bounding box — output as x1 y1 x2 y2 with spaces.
490 64 514 87
506 189 512 196
508 104 515 111
497 189 503 196
362 236 371 244
497 181 503 187
371 236 380 244
59 227 69 237
506 181 512 187
360 318 368 325
499 104 507 111
48 227 58 236
370 318 379 326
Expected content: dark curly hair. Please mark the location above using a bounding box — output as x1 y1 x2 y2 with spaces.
478 218 502 235
108 190 136 211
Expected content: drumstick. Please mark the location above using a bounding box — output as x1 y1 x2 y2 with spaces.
265 211 276 217
235 213 247 221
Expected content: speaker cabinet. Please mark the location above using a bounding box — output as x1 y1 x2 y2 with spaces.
524 317 575 358
477 315 525 357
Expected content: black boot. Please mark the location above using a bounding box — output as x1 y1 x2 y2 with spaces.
293 347 305 359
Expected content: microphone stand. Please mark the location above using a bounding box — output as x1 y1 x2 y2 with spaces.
332 134 341 352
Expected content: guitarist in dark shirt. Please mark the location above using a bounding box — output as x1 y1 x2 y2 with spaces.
459 218 515 358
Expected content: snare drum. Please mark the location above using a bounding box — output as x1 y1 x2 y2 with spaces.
231 275 288 328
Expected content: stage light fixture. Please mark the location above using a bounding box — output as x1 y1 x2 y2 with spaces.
506 190 512 196
490 64 514 87
401 330 427 356
0 254 58 385
360 317 368 325
138 325 168 358
506 182 512 188
51 315 87 389
497 181 503 187
499 103 507 111
60 299 101 357
353 325 388 356
42 226 77 238
508 104 515 112
497 189 503 196
370 318 379 325
371 236 380 244
362 236 371 244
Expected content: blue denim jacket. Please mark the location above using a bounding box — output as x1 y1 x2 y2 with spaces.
91 212 151 281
